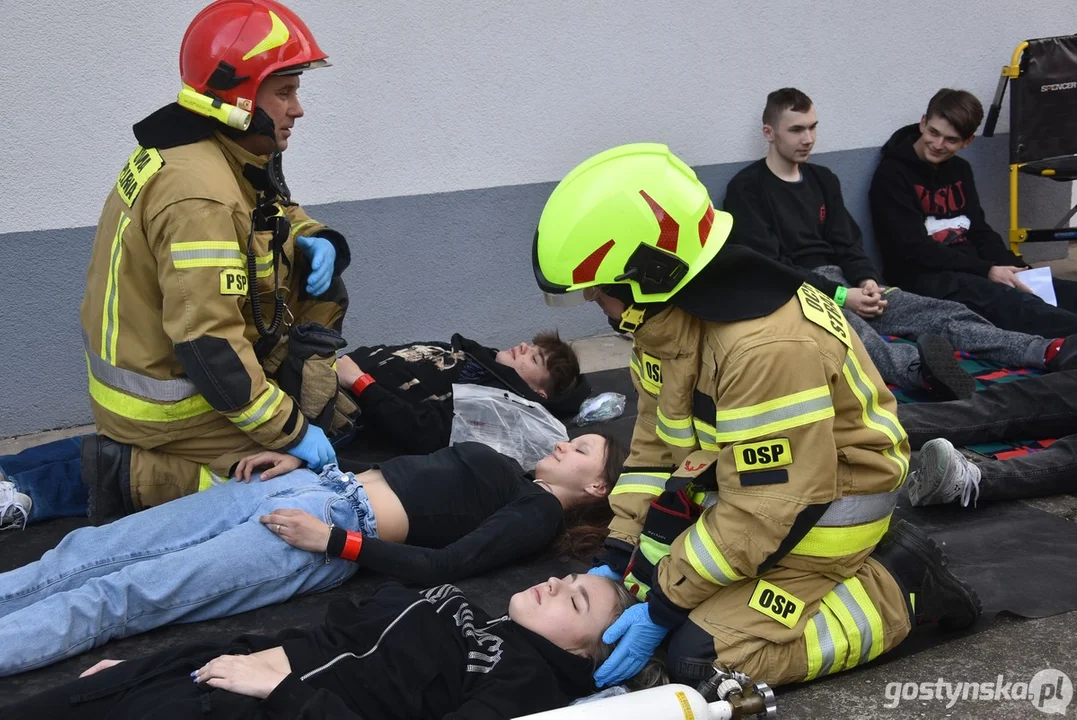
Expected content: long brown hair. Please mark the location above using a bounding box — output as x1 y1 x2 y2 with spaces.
556 428 627 561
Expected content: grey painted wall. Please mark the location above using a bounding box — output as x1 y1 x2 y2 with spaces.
0 133 1068 437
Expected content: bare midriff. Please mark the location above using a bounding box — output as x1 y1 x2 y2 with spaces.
352 469 409 543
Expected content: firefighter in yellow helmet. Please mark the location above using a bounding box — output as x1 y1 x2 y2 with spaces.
80 0 354 523
533 143 982 688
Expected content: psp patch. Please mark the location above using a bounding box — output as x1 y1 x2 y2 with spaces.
734 438 792 473
748 579 805 628
220 269 249 296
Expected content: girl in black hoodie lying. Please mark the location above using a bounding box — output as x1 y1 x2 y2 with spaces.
9 574 643 719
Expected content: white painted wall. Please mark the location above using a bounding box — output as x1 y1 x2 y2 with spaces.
1 0 1072 234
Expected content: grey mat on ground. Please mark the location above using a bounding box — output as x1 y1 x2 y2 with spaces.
1 368 1074 706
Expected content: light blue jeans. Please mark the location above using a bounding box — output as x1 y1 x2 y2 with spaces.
0 465 375 676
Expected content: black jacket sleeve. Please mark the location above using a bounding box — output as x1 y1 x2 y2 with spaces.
724 172 842 297
356 494 563 585
964 175 1026 267
353 383 453 455
869 161 997 278
261 674 364 720
817 170 880 285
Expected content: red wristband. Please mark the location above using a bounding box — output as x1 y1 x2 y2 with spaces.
340 531 363 562
350 373 375 398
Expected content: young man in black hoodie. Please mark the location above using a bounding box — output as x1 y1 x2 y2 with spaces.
337 330 591 455
870 88 1077 342
725 88 1072 399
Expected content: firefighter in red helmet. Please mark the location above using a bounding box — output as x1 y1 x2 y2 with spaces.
80 0 354 524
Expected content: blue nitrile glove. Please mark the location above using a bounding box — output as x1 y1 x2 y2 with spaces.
588 565 622 582
594 603 669 688
295 235 336 297
287 423 337 471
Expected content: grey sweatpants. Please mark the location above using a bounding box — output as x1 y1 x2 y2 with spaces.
813 266 1049 390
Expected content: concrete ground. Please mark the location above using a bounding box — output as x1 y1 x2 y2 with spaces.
3 247 1076 718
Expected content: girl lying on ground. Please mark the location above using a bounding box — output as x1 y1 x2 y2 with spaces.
0 434 627 677
6 573 664 719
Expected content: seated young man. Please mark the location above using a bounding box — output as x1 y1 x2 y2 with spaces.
870 88 1077 339
898 370 1077 508
724 87 1075 400
337 330 590 455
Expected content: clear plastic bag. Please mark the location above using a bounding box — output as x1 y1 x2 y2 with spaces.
572 392 627 426
449 384 569 470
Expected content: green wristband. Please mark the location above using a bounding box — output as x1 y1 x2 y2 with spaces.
834 286 848 307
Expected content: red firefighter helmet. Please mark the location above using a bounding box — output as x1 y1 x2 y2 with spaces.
178 0 329 130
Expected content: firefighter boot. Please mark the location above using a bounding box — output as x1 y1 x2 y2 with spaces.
82 435 136 526
873 519 982 631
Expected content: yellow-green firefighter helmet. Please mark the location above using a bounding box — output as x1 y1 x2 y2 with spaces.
533 143 733 305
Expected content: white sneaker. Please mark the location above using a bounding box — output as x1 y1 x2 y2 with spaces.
907 439 981 508
0 479 32 531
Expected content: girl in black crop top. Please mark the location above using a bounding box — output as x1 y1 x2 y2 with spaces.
254 433 627 584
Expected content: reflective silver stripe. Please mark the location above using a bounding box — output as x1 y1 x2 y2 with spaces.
714 395 833 437
83 332 199 402
812 612 837 677
657 417 695 441
614 473 668 493
694 420 717 446
700 492 719 509
833 583 874 665
688 527 739 585
842 356 904 442
171 248 244 263
816 490 898 527
234 386 282 430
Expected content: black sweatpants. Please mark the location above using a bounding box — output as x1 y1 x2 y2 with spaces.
906 270 1077 338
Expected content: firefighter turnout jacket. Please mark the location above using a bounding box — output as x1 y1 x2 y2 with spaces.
608 281 909 629
81 131 348 465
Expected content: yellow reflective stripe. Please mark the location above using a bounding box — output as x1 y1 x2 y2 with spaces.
638 535 670 566
171 241 244 270
197 464 226 492
805 601 848 679
611 471 669 497
624 572 651 602
232 386 284 431
841 352 910 485
289 219 320 240
684 517 743 586
693 418 720 450
656 408 696 448
713 386 835 443
803 609 824 681
242 9 291 60
841 577 886 663
792 515 891 558
101 214 131 364
255 250 274 278
630 354 661 395
86 357 213 422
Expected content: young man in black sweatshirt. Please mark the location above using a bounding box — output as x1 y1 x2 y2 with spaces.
870 88 1077 339
724 88 1073 399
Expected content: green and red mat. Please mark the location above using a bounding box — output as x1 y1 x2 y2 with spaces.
882 337 1055 460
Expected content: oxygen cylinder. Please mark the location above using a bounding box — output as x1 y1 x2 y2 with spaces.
513 684 735 720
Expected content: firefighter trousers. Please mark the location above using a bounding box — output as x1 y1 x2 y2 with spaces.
101 289 348 512
666 557 911 688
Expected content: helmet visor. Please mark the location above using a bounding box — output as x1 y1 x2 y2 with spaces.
543 286 602 308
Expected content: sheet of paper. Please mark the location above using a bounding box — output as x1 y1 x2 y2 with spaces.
1016 266 1057 307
